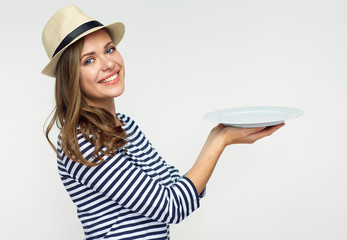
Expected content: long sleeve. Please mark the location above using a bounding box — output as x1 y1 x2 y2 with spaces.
59 144 200 224
56 114 203 239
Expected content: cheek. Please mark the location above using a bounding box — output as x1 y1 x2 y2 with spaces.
79 79 90 97
79 70 95 95
80 66 98 83
118 59 125 77
119 57 124 67
115 51 124 67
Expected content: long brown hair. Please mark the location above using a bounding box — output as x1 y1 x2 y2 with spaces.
45 37 127 167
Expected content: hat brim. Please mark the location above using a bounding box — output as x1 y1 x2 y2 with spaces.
41 22 125 77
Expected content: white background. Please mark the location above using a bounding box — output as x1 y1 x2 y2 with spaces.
1 0 346 239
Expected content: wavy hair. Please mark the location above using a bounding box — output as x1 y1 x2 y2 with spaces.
45 37 127 167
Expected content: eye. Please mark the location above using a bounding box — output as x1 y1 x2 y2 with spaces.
84 58 94 65
106 47 116 54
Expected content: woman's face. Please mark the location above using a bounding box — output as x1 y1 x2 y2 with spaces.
79 29 125 108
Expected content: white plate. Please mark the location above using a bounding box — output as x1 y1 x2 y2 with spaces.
203 106 303 128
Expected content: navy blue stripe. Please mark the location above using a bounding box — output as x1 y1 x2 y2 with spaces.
78 199 110 213
78 205 122 223
107 162 133 199
92 155 125 191
122 170 145 204
156 197 169 223
106 219 165 237
116 168 141 203
134 180 157 213
182 177 200 210
142 182 162 217
170 188 180 223
57 113 202 239
75 193 103 208
176 183 189 217
128 176 150 209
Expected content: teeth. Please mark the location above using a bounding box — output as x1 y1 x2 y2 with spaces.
99 73 118 83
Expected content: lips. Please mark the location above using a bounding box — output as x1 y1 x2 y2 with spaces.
98 71 119 84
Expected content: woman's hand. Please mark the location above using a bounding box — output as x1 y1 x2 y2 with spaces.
217 123 285 146
186 123 285 195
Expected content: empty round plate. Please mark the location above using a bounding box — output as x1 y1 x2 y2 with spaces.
203 106 303 128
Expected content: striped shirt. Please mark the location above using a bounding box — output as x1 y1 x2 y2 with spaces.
57 113 203 239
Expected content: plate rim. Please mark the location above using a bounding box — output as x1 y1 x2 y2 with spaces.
203 106 303 125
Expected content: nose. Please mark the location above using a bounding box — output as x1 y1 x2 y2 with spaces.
101 55 115 72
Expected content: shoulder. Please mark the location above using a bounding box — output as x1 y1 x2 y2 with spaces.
116 113 140 131
116 112 132 124
116 113 150 143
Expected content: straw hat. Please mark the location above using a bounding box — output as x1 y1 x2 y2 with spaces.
41 5 125 77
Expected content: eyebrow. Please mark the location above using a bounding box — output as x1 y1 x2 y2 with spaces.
80 41 114 60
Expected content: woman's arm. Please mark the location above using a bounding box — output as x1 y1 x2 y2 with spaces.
59 131 202 224
185 123 285 195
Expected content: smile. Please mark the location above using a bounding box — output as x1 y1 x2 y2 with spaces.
98 72 119 84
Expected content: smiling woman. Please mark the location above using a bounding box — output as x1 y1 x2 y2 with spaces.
46 30 126 168
79 30 125 114
42 4 283 240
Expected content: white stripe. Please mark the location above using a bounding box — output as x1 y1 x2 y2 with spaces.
57 113 202 239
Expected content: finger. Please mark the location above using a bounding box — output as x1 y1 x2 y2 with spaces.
250 123 285 140
266 123 285 132
241 126 266 136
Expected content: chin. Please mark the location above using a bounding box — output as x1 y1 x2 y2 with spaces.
111 87 125 98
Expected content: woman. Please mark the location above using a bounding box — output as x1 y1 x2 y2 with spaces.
42 5 284 240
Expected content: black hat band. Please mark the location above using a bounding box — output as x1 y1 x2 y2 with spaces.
52 20 103 58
